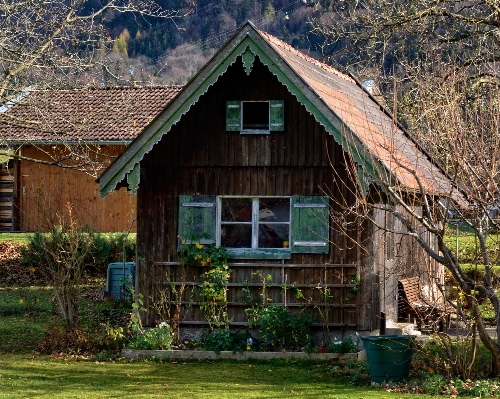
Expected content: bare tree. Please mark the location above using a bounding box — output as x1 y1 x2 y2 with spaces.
309 0 500 376
309 0 500 82
0 0 187 169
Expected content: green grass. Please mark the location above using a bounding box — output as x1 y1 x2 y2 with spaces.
0 355 438 399
0 287 54 353
444 229 500 266
0 233 31 244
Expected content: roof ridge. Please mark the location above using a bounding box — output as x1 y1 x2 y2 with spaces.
29 85 184 93
258 30 355 85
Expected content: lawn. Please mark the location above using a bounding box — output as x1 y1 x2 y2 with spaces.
0 355 438 399
0 286 436 399
0 233 32 244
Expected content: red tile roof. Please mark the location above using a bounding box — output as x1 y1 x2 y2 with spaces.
0 86 182 143
261 30 452 195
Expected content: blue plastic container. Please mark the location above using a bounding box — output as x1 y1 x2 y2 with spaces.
105 262 136 299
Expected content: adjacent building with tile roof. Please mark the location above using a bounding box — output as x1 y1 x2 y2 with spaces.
0 86 181 231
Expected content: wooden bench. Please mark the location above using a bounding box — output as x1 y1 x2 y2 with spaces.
398 277 450 332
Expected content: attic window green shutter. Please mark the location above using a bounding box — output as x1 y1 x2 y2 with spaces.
226 101 241 131
178 195 217 249
291 196 329 254
269 100 284 131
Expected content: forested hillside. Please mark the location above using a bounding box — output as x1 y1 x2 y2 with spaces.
99 0 318 85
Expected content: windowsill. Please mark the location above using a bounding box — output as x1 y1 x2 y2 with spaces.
240 129 270 135
226 248 291 260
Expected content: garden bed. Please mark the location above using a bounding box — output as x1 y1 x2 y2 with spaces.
121 349 364 362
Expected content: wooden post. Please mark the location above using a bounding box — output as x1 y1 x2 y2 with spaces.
380 312 386 335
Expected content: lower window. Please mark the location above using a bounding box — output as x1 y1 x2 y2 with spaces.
219 197 290 249
178 195 329 259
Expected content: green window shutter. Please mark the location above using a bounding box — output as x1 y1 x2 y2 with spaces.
178 195 217 249
269 100 284 131
226 101 241 131
291 196 329 254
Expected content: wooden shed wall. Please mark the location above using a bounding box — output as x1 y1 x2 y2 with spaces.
369 203 443 325
136 57 369 329
17 145 136 232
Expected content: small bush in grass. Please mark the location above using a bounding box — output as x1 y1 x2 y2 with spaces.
326 360 371 385
247 305 313 350
127 322 174 350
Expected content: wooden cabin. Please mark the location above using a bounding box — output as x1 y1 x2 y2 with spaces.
0 87 181 232
98 22 456 332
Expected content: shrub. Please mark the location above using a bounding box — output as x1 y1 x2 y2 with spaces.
412 335 494 380
198 329 252 354
247 305 313 350
21 231 136 277
89 233 136 275
328 335 359 353
326 360 371 385
127 322 174 350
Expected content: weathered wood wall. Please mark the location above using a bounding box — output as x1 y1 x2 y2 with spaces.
136 57 366 328
17 145 136 232
369 203 442 325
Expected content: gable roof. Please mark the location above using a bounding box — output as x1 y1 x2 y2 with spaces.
0 86 182 144
98 21 457 199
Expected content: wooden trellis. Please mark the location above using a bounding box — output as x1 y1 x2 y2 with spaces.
150 261 358 328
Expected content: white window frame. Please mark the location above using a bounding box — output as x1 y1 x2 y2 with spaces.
216 196 291 250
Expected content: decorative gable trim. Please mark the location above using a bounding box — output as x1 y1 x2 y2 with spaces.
98 22 391 198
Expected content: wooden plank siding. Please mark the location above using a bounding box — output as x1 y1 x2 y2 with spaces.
0 164 14 231
17 145 136 232
136 58 362 327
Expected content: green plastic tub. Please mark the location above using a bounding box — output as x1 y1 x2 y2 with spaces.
360 335 416 383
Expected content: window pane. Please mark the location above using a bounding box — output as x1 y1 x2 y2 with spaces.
221 198 252 222
259 198 290 222
221 224 252 248
242 102 269 130
258 224 289 248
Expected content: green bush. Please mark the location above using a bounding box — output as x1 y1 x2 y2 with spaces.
21 230 136 276
419 374 448 395
328 335 359 353
90 233 136 274
198 329 252 354
127 322 174 350
247 306 313 350
326 360 371 385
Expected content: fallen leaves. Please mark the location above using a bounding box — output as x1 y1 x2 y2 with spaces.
0 242 49 286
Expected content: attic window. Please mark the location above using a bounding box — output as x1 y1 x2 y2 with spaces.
226 100 284 134
242 102 269 130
